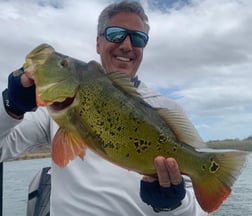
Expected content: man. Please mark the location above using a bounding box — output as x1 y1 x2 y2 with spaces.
0 1 207 215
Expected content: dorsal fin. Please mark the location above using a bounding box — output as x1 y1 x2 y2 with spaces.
158 108 206 148
107 72 141 98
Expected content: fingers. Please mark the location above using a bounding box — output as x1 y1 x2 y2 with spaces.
154 156 182 187
21 73 34 87
140 157 185 211
164 157 182 185
154 156 171 187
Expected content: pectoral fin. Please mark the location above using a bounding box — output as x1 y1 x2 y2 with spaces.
52 127 87 168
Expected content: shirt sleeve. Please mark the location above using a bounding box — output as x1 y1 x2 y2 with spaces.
0 94 51 161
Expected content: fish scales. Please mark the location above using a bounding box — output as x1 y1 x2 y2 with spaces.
69 72 187 174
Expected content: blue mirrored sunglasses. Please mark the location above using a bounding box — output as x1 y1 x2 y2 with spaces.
102 26 149 48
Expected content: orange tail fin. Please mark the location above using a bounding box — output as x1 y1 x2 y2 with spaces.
52 127 87 168
191 150 247 213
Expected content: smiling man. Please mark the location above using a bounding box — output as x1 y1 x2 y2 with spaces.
97 11 146 77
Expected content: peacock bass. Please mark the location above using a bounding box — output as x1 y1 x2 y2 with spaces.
23 44 247 213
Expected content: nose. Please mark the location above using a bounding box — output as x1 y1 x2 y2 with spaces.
118 35 133 51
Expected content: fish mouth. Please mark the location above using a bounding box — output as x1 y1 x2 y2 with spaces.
49 96 75 111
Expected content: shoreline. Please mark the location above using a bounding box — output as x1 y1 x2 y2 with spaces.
15 144 51 160
16 152 51 160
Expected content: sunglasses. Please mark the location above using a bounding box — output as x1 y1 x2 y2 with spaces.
102 26 149 48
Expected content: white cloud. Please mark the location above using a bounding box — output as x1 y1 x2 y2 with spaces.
142 0 252 84
0 0 251 141
0 0 105 84
140 0 252 140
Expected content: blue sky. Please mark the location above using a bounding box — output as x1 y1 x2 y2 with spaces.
0 0 251 141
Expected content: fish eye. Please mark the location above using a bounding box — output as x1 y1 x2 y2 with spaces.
60 58 69 67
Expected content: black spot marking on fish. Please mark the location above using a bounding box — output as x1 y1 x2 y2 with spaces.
96 120 104 126
125 153 130 158
117 126 122 132
103 142 115 149
115 143 120 151
133 138 151 153
173 145 177 152
134 140 139 148
79 106 86 116
129 112 142 124
158 135 167 143
201 164 207 171
209 160 220 173
110 131 115 136
142 146 148 151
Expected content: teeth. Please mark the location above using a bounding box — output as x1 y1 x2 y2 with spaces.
116 56 130 62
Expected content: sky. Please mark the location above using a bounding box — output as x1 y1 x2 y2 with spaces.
0 0 251 141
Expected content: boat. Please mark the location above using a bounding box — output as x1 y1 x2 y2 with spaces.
26 167 51 216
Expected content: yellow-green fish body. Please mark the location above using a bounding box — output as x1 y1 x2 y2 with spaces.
24 44 247 213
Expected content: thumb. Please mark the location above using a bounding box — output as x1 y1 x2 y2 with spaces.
20 73 35 87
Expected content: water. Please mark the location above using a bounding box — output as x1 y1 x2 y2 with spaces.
3 158 51 216
2 156 252 216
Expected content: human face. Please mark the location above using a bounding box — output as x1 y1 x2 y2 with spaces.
96 12 146 78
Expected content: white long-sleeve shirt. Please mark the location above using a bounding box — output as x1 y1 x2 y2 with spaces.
0 82 208 216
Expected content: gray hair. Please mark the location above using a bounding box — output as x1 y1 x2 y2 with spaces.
97 1 150 36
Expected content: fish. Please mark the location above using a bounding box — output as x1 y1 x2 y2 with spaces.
23 43 247 213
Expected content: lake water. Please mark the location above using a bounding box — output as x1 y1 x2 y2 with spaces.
2 155 252 215
3 158 51 216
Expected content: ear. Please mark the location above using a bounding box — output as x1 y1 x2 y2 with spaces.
96 36 101 54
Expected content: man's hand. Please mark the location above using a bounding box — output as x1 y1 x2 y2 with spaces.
20 71 35 87
2 68 37 118
140 157 186 212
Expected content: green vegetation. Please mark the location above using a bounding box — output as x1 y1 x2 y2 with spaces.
16 152 51 160
207 136 252 151
16 144 51 160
